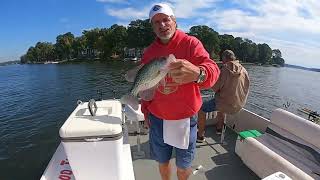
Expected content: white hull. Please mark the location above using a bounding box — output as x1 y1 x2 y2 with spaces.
40 143 134 180
40 143 74 180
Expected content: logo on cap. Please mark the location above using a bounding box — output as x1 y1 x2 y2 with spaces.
152 5 161 11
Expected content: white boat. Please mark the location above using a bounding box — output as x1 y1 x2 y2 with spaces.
131 57 138 61
41 99 320 180
44 61 59 64
123 57 141 62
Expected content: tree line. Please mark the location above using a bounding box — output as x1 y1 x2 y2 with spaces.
20 19 285 66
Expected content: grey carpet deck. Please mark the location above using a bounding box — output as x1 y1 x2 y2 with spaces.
127 124 259 180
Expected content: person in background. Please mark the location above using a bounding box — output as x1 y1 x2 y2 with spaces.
140 3 220 180
197 50 250 143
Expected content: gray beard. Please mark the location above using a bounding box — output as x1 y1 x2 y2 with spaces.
159 32 174 41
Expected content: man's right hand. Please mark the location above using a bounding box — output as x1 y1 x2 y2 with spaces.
168 59 201 84
144 117 150 129
143 111 150 129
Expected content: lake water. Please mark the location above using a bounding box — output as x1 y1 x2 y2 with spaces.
0 61 319 179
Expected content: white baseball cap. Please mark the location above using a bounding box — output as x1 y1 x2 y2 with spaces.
149 3 174 22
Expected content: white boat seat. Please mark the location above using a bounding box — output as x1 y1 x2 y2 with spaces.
124 104 144 122
236 108 320 180
256 129 320 179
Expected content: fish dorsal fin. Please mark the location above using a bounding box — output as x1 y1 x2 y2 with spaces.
160 54 176 71
167 54 176 63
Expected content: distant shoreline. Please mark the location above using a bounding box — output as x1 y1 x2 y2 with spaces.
0 60 20 66
215 61 255 65
285 64 320 72
1 60 319 73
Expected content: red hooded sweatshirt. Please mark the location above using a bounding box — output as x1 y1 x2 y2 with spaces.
141 29 220 120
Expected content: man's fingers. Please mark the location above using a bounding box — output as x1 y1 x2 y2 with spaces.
170 69 183 77
144 119 149 129
169 60 184 69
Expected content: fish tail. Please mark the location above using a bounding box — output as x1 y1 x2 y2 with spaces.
120 94 139 110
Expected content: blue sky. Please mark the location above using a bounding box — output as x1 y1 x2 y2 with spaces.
1 0 320 68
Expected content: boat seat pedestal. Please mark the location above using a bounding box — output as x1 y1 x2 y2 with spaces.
124 104 145 159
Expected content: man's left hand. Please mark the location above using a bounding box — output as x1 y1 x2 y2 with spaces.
168 59 200 84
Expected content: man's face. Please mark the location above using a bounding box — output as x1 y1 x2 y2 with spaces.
151 13 176 42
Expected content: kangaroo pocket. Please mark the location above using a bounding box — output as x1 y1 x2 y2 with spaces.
149 84 201 120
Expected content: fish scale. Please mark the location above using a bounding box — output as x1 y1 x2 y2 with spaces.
121 55 176 110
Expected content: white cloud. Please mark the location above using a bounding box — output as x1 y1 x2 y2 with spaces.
211 1 320 34
177 23 191 32
105 7 149 20
167 0 218 18
104 0 219 20
199 0 320 67
275 42 320 68
104 0 320 67
115 21 130 27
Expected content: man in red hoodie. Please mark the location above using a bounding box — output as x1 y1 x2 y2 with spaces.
141 3 220 180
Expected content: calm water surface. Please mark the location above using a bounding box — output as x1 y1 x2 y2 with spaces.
0 61 319 179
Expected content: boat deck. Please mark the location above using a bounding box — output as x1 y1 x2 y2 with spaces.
128 124 259 180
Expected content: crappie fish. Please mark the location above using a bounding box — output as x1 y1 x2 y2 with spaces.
120 54 176 110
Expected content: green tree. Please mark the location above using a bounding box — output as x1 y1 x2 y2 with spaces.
233 37 244 60
72 36 87 58
82 28 106 58
258 43 272 64
250 44 259 63
25 46 38 62
83 28 101 50
35 42 55 62
127 19 154 48
272 49 282 58
188 25 220 59
239 41 250 62
55 32 75 60
103 24 128 58
241 40 259 63
21 42 55 62
219 34 236 56
20 54 27 64
20 19 285 65
225 37 259 63
272 49 285 66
